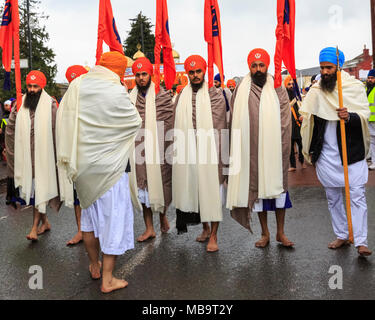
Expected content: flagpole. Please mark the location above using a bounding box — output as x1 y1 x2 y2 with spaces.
336 46 354 244
13 0 22 111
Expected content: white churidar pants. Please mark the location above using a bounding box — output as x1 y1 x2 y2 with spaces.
81 173 134 255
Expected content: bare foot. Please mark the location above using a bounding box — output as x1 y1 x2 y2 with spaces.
101 277 128 293
37 222 51 235
302 163 307 169
288 167 296 172
276 233 294 247
328 239 351 249
357 246 372 257
26 228 38 241
137 230 156 242
66 231 83 246
159 214 170 233
89 261 102 280
255 235 270 248
196 229 211 242
206 235 219 252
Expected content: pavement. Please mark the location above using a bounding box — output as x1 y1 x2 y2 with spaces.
0 164 375 300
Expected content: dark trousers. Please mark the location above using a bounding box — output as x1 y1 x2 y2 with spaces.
290 138 304 168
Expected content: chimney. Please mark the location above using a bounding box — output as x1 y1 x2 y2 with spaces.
364 44 370 57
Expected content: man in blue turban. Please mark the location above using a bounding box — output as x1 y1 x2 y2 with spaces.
300 47 372 257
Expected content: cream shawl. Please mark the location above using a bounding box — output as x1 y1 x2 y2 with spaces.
56 66 142 209
172 82 222 222
300 70 370 163
227 73 284 210
129 82 165 213
14 90 58 213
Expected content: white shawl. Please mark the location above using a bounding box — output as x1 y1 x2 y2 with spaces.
300 70 370 163
56 66 142 209
226 73 284 210
172 82 222 222
14 90 58 213
129 82 165 213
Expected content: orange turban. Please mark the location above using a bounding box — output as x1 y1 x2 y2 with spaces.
65 65 88 83
184 55 207 73
99 51 128 79
284 75 293 88
247 48 271 69
132 57 153 75
176 84 185 94
26 70 47 89
227 79 236 88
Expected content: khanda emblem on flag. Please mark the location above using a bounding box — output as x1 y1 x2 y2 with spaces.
1 0 11 26
112 18 121 44
210 6 219 37
283 0 291 40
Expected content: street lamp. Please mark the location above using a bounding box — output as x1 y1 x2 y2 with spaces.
26 0 32 70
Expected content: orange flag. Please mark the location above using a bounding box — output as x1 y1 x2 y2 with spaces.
96 0 124 64
0 0 22 110
204 0 224 88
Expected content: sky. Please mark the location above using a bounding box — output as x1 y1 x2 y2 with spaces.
37 0 373 83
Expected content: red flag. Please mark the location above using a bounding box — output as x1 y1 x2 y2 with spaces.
154 0 176 93
204 0 224 88
274 0 297 89
0 0 22 110
96 0 124 64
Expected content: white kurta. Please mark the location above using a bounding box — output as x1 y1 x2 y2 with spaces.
316 121 368 187
316 121 369 247
81 173 134 255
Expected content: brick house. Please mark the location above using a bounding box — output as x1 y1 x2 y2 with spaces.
343 45 373 80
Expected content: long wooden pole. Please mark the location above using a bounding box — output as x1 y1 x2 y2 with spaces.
336 46 354 244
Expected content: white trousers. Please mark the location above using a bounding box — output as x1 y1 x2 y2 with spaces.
81 173 134 255
324 185 368 247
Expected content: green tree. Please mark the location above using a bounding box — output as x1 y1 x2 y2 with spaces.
0 0 60 102
123 12 155 63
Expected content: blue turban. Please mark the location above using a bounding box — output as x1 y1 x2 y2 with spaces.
368 69 375 78
214 73 224 83
319 47 345 68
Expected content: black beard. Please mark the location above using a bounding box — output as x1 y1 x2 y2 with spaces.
366 82 375 95
287 88 295 100
24 90 42 111
251 71 267 88
136 78 152 93
320 73 337 93
191 80 204 92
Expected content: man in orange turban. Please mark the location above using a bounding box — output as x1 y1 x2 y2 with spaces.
65 65 89 84
227 48 294 248
99 51 128 79
63 65 90 246
227 79 236 93
56 51 141 293
173 54 227 253
5 70 61 241
129 57 174 243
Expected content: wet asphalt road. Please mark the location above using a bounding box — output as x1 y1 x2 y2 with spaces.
0 185 374 300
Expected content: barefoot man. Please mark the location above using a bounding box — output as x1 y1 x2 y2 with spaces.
5 71 61 241
300 47 372 257
63 65 88 246
57 52 142 292
227 49 294 248
129 57 173 242
173 55 227 252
